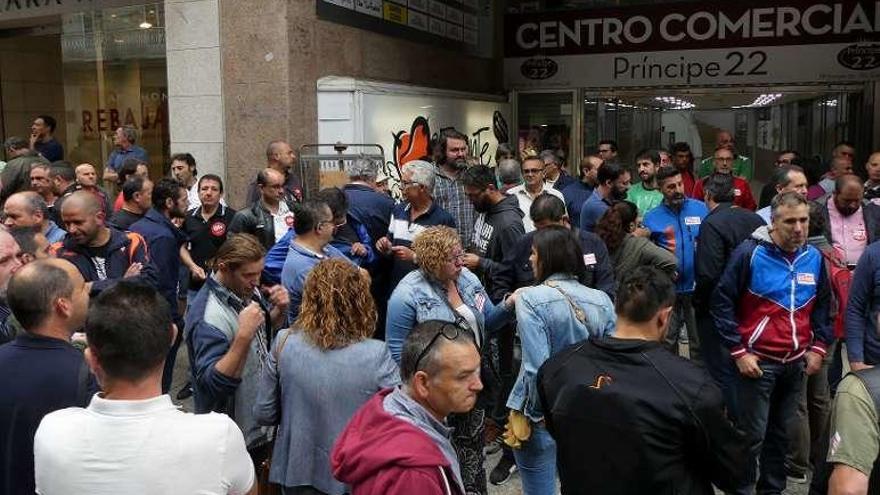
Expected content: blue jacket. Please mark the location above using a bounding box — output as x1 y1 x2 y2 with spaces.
186 276 272 448
846 241 880 364
281 241 351 322
643 199 709 294
43 221 66 244
507 275 615 422
578 189 611 232
343 183 395 246
51 227 158 296
561 181 593 229
131 208 188 321
712 226 832 363
385 268 514 363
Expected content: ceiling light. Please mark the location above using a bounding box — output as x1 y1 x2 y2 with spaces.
139 21 152 29
733 93 783 108
653 96 695 110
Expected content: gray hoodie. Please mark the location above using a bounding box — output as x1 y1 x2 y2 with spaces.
383 386 465 493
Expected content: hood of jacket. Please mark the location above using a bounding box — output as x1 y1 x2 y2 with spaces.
332 388 460 493
751 224 773 244
487 194 523 218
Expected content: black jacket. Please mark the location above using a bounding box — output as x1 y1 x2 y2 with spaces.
471 195 525 298
229 199 294 250
538 337 749 495
694 203 765 308
490 227 616 302
51 227 158 296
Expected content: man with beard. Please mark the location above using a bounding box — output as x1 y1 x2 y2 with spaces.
432 129 475 248
821 174 880 269
509 156 567 233
578 161 631 232
54 191 156 296
692 146 757 210
131 178 189 393
643 166 708 361
626 149 663 216
460 165 525 295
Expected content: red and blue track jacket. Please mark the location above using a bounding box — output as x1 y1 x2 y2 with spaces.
712 226 832 363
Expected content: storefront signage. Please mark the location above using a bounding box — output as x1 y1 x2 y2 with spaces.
504 0 880 88
0 0 140 22
317 0 491 58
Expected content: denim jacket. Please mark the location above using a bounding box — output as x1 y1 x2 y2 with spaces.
506 274 616 422
386 268 514 363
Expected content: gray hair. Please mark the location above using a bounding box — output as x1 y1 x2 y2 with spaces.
496 158 522 186
399 320 476 380
346 157 379 181
539 149 558 164
120 125 138 144
4 136 28 152
13 192 48 219
774 165 804 189
770 191 808 221
403 160 435 191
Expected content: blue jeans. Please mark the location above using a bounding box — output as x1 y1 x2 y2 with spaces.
733 359 805 495
512 424 557 495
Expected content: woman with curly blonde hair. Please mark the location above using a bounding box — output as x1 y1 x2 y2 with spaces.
385 225 518 495
254 259 399 495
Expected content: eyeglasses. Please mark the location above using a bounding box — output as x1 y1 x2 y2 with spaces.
715 157 734 163
598 148 613 153
522 167 544 175
401 180 420 188
447 252 466 264
414 323 467 372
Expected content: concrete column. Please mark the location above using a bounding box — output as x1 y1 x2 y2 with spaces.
164 0 226 183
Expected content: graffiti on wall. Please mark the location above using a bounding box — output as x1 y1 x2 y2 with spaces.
380 111 510 198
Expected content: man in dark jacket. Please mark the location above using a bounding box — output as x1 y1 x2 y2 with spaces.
0 136 47 204
0 259 96 495
332 320 479 495
460 165 525 296
230 168 295 250
694 173 765 416
492 194 615 301
538 266 748 494
53 191 157 295
712 192 832 494
131 178 189 393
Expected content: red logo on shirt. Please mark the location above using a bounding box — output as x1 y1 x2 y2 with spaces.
285 214 295 228
210 221 227 237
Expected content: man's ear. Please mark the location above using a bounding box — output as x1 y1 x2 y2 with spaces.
657 305 674 338
84 346 104 386
411 371 431 400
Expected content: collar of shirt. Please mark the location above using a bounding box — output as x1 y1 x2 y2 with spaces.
190 204 227 221
88 394 177 417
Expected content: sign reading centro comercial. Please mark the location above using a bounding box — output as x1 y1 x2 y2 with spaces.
504 0 880 88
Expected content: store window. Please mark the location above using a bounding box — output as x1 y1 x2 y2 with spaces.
516 91 574 165
0 3 168 185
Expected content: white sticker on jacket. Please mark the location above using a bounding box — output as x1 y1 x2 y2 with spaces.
733 188 742 196
474 293 486 312
797 273 816 285
684 216 701 226
583 253 597 266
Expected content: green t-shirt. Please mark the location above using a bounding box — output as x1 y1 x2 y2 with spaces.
627 182 663 216
698 155 753 180
828 374 880 475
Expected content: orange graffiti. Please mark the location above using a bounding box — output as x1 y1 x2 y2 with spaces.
392 116 430 170
588 374 613 389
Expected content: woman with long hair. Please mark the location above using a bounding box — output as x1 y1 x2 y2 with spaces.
594 200 677 283
505 225 616 494
254 258 399 495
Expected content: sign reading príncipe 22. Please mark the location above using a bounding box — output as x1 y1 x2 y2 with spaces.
504 0 880 88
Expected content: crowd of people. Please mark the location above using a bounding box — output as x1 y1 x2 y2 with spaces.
0 115 879 495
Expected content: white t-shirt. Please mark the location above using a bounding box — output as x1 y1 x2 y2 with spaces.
34 394 255 495
507 184 567 232
272 200 294 243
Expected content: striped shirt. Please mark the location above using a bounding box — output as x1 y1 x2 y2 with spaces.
387 201 456 289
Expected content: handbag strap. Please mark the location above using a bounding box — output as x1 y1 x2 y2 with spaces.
543 280 587 325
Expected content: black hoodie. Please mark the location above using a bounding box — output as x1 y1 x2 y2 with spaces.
471 194 524 297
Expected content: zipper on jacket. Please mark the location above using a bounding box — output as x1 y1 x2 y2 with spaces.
748 315 772 347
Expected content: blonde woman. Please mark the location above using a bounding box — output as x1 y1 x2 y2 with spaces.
254 259 399 495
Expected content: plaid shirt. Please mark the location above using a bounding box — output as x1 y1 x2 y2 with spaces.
432 166 475 249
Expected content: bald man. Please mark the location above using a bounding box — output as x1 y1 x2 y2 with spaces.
230 168 296 249
0 229 23 343
823 174 880 268
0 258 98 495
245 139 303 206
698 130 753 180
74 163 112 220
53 191 156 295
4 191 66 243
